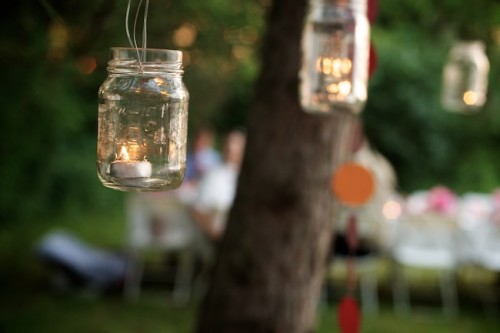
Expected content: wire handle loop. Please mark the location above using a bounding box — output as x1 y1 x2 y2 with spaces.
125 0 150 70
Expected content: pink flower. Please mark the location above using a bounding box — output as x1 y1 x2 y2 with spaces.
490 189 500 226
492 189 500 208
427 186 458 215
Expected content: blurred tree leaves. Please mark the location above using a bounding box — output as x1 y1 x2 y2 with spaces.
0 0 265 222
0 0 499 222
365 0 500 193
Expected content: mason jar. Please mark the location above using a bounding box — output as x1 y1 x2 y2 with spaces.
300 0 370 114
97 48 189 192
442 41 489 114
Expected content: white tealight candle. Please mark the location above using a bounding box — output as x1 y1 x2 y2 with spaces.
110 160 152 178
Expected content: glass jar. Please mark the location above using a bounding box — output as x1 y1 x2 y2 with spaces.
300 0 370 114
442 41 489 114
97 48 189 192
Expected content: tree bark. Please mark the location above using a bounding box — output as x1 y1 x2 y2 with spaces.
196 0 355 332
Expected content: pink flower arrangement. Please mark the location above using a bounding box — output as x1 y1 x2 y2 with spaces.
427 185 458 215
490 189 500 226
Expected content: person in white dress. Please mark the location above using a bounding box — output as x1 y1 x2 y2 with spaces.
191 130 246 240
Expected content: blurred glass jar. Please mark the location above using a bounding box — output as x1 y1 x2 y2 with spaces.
97 48 189 192
300 0 370 114
442 41 489 114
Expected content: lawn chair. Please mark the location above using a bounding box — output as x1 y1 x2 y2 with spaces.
391 211 459 317
457 193 500 312
124 193 213 304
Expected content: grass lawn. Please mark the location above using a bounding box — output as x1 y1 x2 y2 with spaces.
1 207 500 332
2 290 499 333
317 305 500 333
1 291 196 333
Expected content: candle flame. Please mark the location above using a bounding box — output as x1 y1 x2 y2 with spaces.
119 146 131 161
338 80 352 95
316 57 352 77
463 90 478 106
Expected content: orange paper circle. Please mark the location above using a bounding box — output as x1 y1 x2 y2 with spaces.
332 162 375 207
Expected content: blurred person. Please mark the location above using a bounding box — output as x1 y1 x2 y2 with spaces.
185 126 222 183
326 119 398 308
332 119 398 256
191 130 246 241
37 230 128 294
120 127 222 298
174 126 222 205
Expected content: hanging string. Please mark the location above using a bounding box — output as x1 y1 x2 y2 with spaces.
142 0 150 50
345 212 358 295
125 0 133 49
125 0 150 66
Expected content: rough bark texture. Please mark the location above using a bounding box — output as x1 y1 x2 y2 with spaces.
196 0 354 332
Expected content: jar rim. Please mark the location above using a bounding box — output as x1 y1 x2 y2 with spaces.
452 40 486 49
108 47 184 73
110 47 183 63
311 0 367 12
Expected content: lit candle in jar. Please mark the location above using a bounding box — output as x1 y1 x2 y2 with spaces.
110 146 152 178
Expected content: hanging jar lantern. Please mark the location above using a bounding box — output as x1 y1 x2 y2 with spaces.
97 48 189 192
442 40 489 114
300 0 370 114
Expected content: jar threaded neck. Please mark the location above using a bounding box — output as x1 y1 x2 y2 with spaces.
108 47 184 74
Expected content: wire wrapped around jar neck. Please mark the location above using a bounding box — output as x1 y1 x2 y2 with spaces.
107 47 184 74
315 0 367 13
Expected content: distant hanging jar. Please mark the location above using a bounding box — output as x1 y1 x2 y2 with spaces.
442 41 489 114
97 48 189 192
300 0 370 114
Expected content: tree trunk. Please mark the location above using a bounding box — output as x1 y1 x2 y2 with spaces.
196 0 356 332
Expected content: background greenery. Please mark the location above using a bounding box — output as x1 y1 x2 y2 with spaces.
1 0 499 224
365 0 500 192
0 0 500 332
0 0 266 223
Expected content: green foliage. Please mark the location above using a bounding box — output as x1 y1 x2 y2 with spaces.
0 0 264 223
364 29 452 191
364 1 500 194
1 0 499 222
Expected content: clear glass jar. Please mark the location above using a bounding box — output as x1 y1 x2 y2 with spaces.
442 41 489 114
300 0 370 114
97 48 189 192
